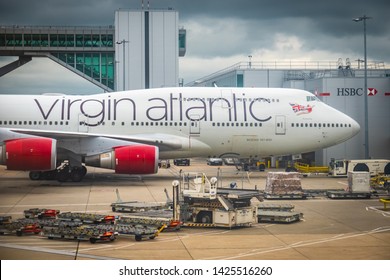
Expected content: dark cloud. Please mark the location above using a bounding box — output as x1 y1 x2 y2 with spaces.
1 0 387 54
0 0 389 92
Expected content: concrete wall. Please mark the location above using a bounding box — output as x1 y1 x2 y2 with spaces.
314 77 390 164
115 10 179 90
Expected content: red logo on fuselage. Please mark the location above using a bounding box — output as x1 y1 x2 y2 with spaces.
290 103 314 115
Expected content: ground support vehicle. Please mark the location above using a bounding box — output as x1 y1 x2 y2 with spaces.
235 159 266 172
327 171 371 199
41 215 163 242
158 160 171 168
264 172 306 199
0 221 20 235
207 158 223 166
0 218 42 235
180 202 256 228
111 188 172 213
42 225 117 243
329 159 390 177
177 173 260 228
58 212 116 224
0 216 12 224
113 221 167 241
119 213 181 231
23 208 60 219
16 224 42 236
173 159 190 166
111 201 169 213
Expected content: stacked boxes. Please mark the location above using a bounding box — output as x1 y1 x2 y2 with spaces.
265 172 303 196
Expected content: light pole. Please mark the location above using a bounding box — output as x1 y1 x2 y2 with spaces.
116 39 129 91
248 55 252 69
353 15 372 159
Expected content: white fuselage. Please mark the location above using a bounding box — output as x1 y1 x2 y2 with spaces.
0 87 360 161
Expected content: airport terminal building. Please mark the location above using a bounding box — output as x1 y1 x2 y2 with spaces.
188 60 390 166
0 9 186 92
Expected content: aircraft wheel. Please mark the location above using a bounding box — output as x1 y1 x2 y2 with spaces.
29 171 42 180
70 167 85 182
57 169 70 182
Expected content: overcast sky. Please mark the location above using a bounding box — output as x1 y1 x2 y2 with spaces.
0 0 389 94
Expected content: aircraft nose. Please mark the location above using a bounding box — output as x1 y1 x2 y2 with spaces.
350 118 360 137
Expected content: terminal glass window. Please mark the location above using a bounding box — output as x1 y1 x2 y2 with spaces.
24 34 32 46
14 34 23 46
58 34 66 47
52 52 114 90
92 53 100 79
92 35 100 47
84 34 92 47
76 34 83 47
0 34 5 46
66 34 74 47
101 34 113 47
5 34 15 46
41 34 49 47
50 34 58 47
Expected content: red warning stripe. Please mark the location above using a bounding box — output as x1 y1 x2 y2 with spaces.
385 92 390 96
319 93 330 96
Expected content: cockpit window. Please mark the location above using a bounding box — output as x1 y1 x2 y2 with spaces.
306 96 321 102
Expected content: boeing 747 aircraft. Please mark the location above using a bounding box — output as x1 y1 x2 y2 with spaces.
0 87 360 182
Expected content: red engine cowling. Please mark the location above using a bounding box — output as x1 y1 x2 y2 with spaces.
114 145 159 174
85 144 159 174
0 138 57 171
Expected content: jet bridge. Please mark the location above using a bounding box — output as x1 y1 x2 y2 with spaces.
0 25 115 92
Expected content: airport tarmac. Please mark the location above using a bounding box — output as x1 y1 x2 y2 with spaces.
0 160 389 260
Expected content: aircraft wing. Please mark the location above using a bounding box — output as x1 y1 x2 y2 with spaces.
0 127 186 156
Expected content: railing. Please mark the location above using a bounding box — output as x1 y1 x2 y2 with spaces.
294 162 329 174
188 60 388 86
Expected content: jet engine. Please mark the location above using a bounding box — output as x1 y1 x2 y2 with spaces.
85 144 159 174
0 138 57 171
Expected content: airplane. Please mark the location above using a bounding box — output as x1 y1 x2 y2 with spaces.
0 87 360 182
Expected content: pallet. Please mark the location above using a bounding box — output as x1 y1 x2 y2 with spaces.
258 211 302 223
326 191 371 199
264 193 307 200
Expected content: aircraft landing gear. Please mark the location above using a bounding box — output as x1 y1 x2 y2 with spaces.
29 171 42 180
70 166 87 182
57 164 87 182
28 164 87 182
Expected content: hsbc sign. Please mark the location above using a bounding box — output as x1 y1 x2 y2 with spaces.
367 88 378 96
337 87 378 96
